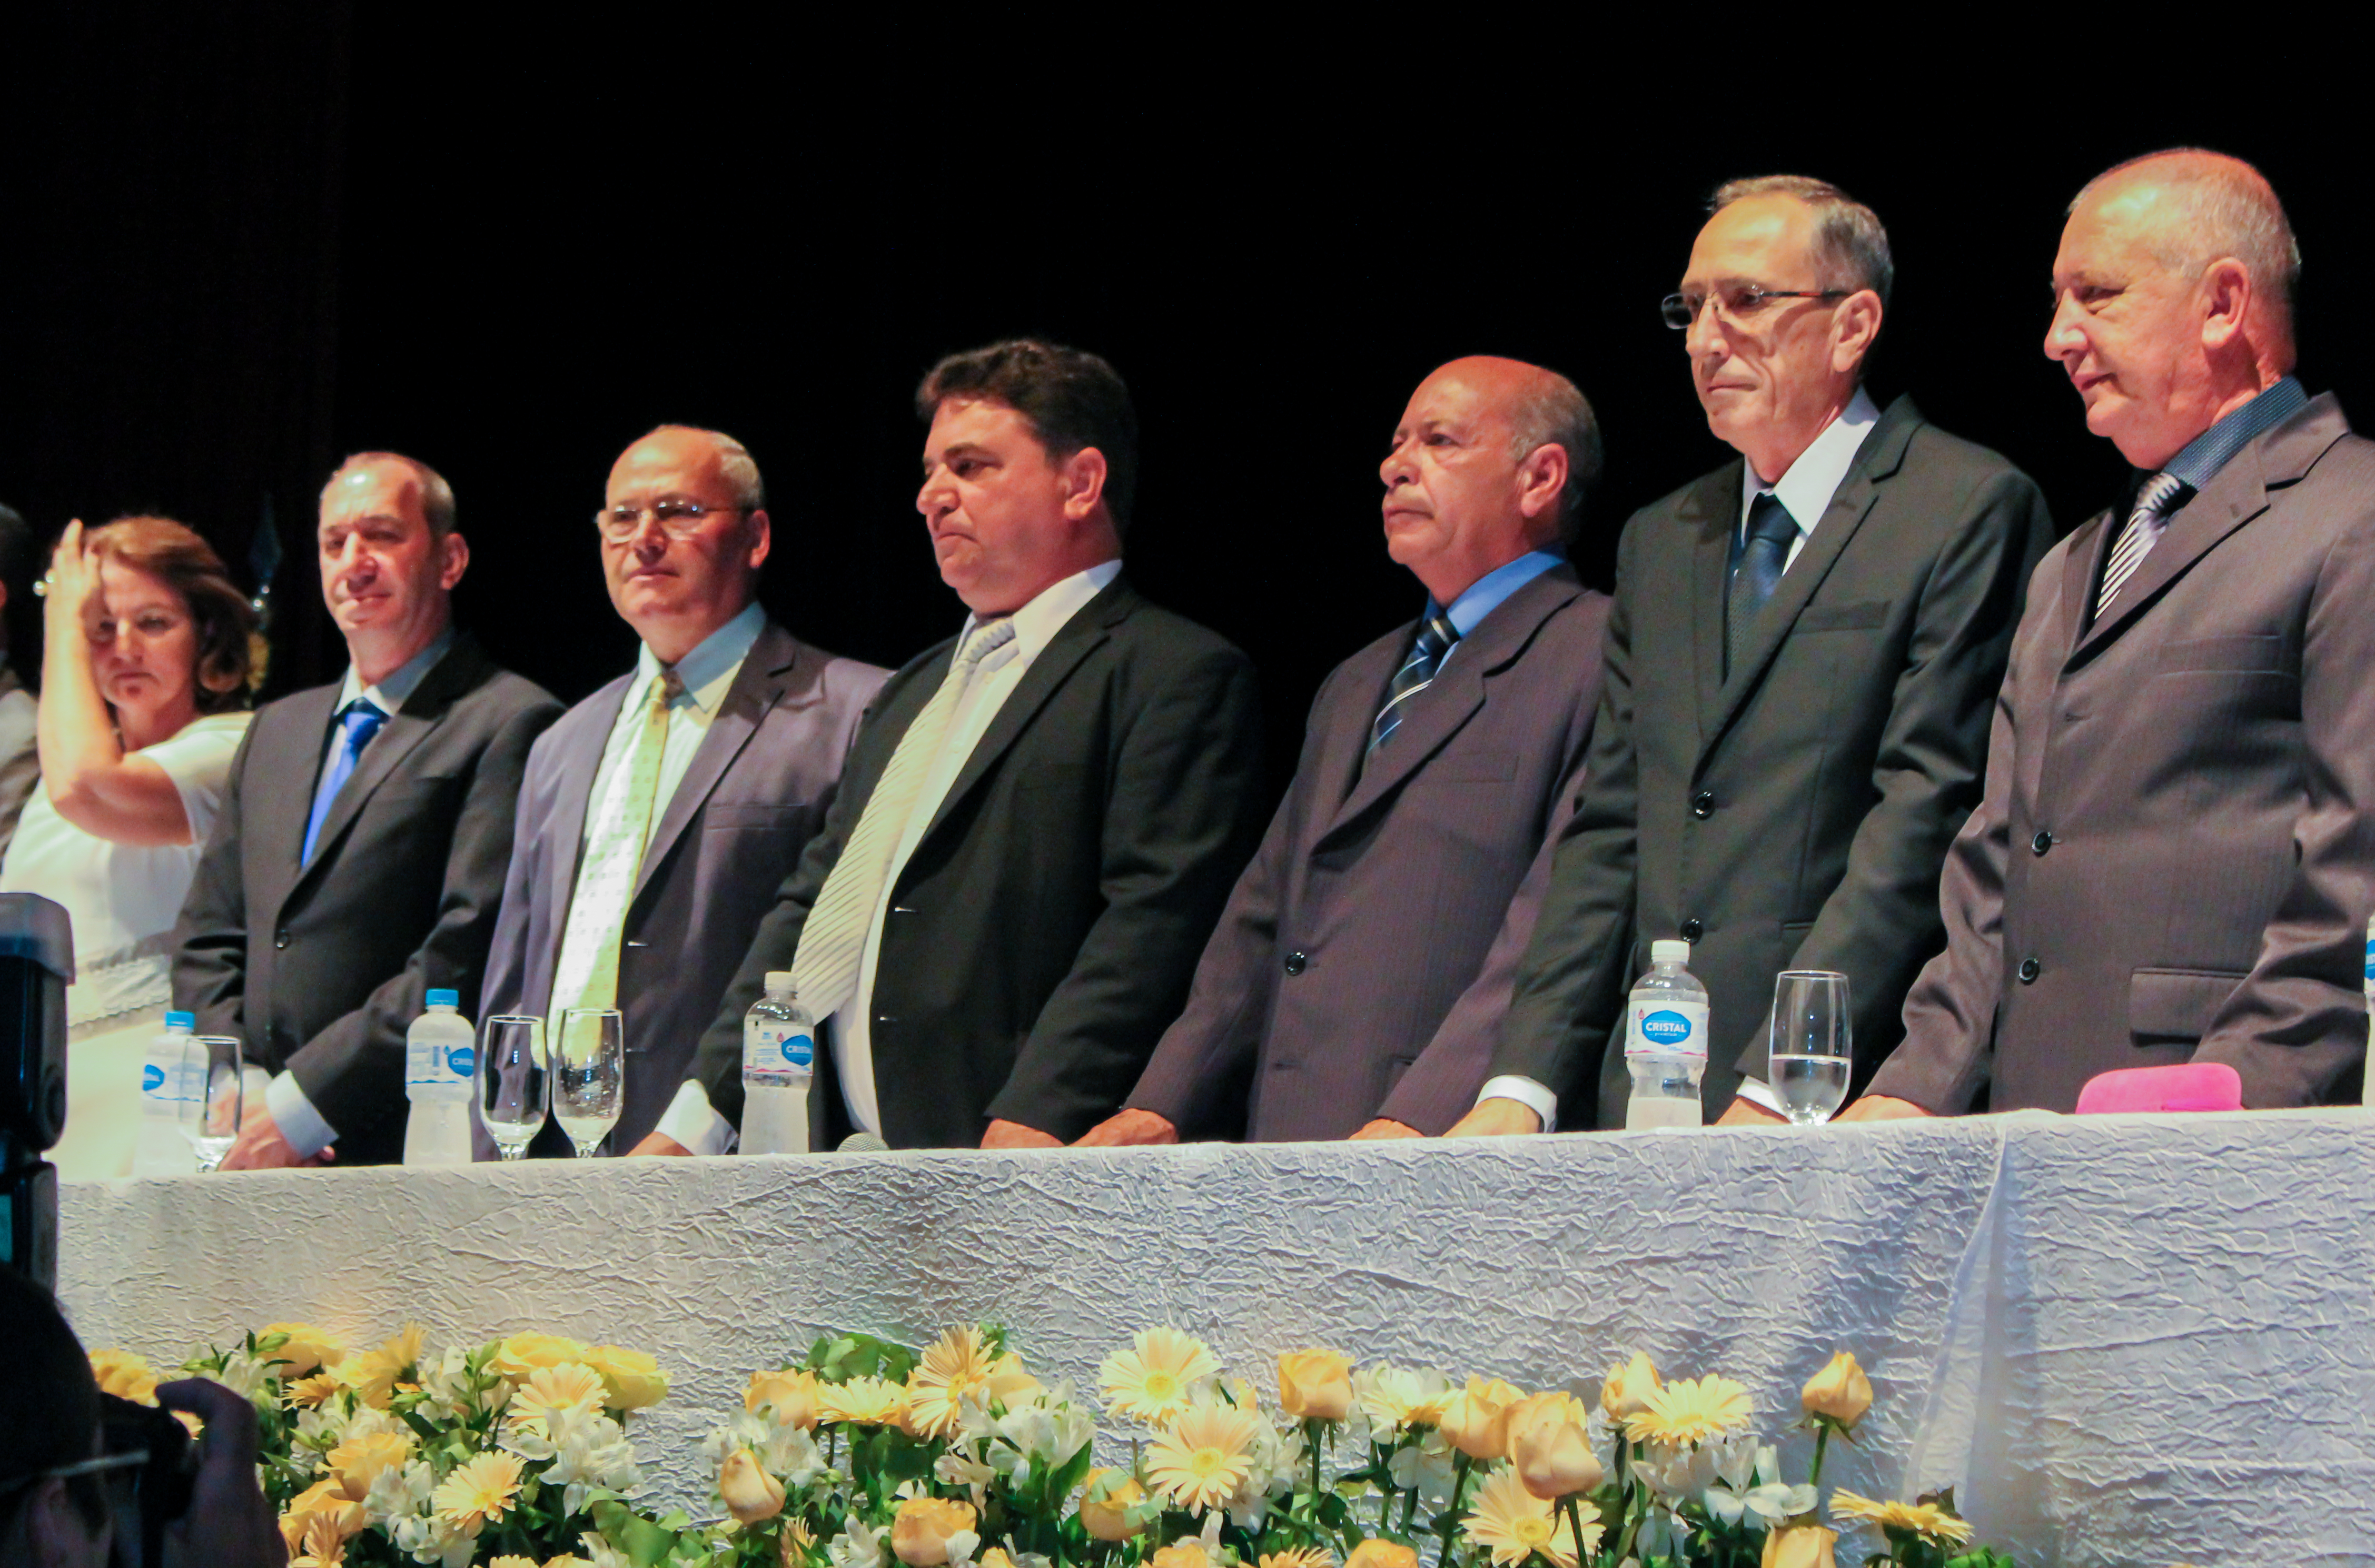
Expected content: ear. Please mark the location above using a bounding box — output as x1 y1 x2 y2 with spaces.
1516 443 1570 524
744 508 773 573
1831 288 1885 376
436 529 470 592
2199 256 2252 352
1058 447 1109 523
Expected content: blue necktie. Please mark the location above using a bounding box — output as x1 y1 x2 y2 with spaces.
1727 492 1798 676
302 701 387 865
1369 606 1461 754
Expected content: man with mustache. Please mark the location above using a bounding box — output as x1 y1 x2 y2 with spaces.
175 451 562 1166
1849 150 2375 1117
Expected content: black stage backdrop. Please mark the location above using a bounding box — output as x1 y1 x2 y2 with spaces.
4 16 2367 798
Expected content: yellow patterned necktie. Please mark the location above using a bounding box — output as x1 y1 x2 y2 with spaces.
550 669 682 1017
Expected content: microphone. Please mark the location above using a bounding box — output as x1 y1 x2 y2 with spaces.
837 1132 888 1154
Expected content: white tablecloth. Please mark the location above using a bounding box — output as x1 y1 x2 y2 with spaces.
56 1110 2375 1565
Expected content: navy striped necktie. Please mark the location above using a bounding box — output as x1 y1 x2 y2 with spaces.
1369 607 1461 754
1727 492 1798 676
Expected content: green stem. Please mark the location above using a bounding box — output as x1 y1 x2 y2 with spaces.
1439 1452 1475 1567
1610 1445 1645 1566
1809 1424 1832 1492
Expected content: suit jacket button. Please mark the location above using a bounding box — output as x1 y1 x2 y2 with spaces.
2018 957 2041 984
1691 792 1715 819
1679 918 1704 942
2031 830 2052 856
1283 951 1308 976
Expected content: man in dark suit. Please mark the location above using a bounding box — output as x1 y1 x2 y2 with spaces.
633 340 1265 1153
1450 175 2053 1135
480 426 887 1154
1076 357 1609 1145
181 452 561 1167
1850 151 2375 1117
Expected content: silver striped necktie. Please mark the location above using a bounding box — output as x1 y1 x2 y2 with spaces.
1368 607 1461 754
2095 470 2191 617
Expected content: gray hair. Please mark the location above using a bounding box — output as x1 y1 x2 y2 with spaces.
1711 174 1895 312
1508 371 1603 543
2073 148 2300 345
323 451 458 537
640 425 766 510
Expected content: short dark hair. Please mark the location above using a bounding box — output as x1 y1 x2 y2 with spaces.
916 339 1140 533
0 1268 106 1540
87 515 260 712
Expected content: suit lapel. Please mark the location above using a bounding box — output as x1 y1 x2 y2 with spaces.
1318 639 1397 815
633 623 809 903
290 639 483 895
1701 400 1918 760
543 677 631 921
2068 450 2265 664
1684 471 1735 740
268 685 344 890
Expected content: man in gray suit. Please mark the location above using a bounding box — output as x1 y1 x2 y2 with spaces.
1850 151 2375 1118
1450 176 2053 1135
1077 357 1609 1144
480 426 887 1153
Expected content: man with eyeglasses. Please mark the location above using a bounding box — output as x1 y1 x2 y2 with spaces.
479 425 887 1155
1448 175 2052 1136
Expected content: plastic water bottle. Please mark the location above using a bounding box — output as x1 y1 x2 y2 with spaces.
740 971 814 1156
403 989 478 1167
134 1010 200 1177
1624 939 1711 1131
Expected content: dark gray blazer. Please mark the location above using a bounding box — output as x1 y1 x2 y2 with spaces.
1125 563 1607 1140
1489 398 2054 1126
683 574 1268 1148
479 620 888 1153
171 635 561 1164
1870 394 2375 1113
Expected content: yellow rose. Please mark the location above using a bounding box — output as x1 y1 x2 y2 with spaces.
489 1331 590 1383
1153 1542 1210 1568
259 1322 345 1379
581 1345 669 1412
1599 1352 1661 1421
891 1496 978 1566
325 1431 411 1501
88 1349 159 1405
1505 1392 1603 1500
1439 1375 1520 1460
1276 1349 1354 1420
1799 1352 1873 1432
283 1477 365 1542
748 1367 823 1427
1080 1469 1148 1541
1762 1526 1838 1568
986 1351 1040 1403
1344 1541 1420 1568
977 1551 1016 1568
718 1448 787 1524
490 1558 541 1568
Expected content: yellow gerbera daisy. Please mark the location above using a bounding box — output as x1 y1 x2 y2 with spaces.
286 1372 340 1408
1144 1399 1263 1510
1358 1365 1452 1431
291 1511 351 1568
1099 1327 1220 1425
506 1362 609 1425
431 1450 525 1530
817 1374 909 1426
906 1325 998 1437
1831 1492 1976 1545
1461 1468 1595 1568
1259 1549 1335 1568
1621 1374 1751 1448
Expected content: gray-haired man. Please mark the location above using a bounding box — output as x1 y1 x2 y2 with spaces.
1450 175 2054 1134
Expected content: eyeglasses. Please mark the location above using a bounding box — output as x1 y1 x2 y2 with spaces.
0 1447 153 1500
593 499 747 542
1661 284 1852 330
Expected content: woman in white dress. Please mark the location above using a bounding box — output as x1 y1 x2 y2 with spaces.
0 515 258 1178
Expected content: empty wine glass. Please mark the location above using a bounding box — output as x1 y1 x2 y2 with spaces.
479 1015 549 1159
1769 970 1852 1126
180 1034 243 1172
553 1007 624 1158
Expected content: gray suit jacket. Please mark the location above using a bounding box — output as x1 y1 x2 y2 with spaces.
1126 563 1608 1140
1489 398 2054 1125
1869 394 2375 1113
172 634 562 1164
479 620 887 1151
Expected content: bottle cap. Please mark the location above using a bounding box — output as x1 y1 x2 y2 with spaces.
164 1010 196 1029
1650 939 1691 965
425 988 459 1008
764 971 795 994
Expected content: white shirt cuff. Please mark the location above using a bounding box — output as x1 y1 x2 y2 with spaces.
654 1080 736 1156
1735 1076 1784 1115
265 1072 338 1159
1477 1075 1558 1134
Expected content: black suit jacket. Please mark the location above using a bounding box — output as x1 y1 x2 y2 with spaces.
686 573 1267 1148
1489 398 2054 1125
171 634 562 1164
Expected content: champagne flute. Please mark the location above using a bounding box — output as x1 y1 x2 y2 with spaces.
180 1034 243 1172
1769 970 1852 1125
479 1015 549 1160
553 1007 625 1158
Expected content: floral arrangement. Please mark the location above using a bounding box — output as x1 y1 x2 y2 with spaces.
88 1322 2018 1568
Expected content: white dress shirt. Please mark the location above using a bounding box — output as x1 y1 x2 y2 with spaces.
1478 390 1879 1131
655 561 1123 1154
579 601 764 859
265 628 456 1157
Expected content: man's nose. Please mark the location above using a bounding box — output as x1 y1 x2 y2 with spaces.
1683 296 1727 361
2043 295 2085 362
1379 440 1416 491
917 469 951 519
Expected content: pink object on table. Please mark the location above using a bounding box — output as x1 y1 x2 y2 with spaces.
2074 1063 2244 1114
